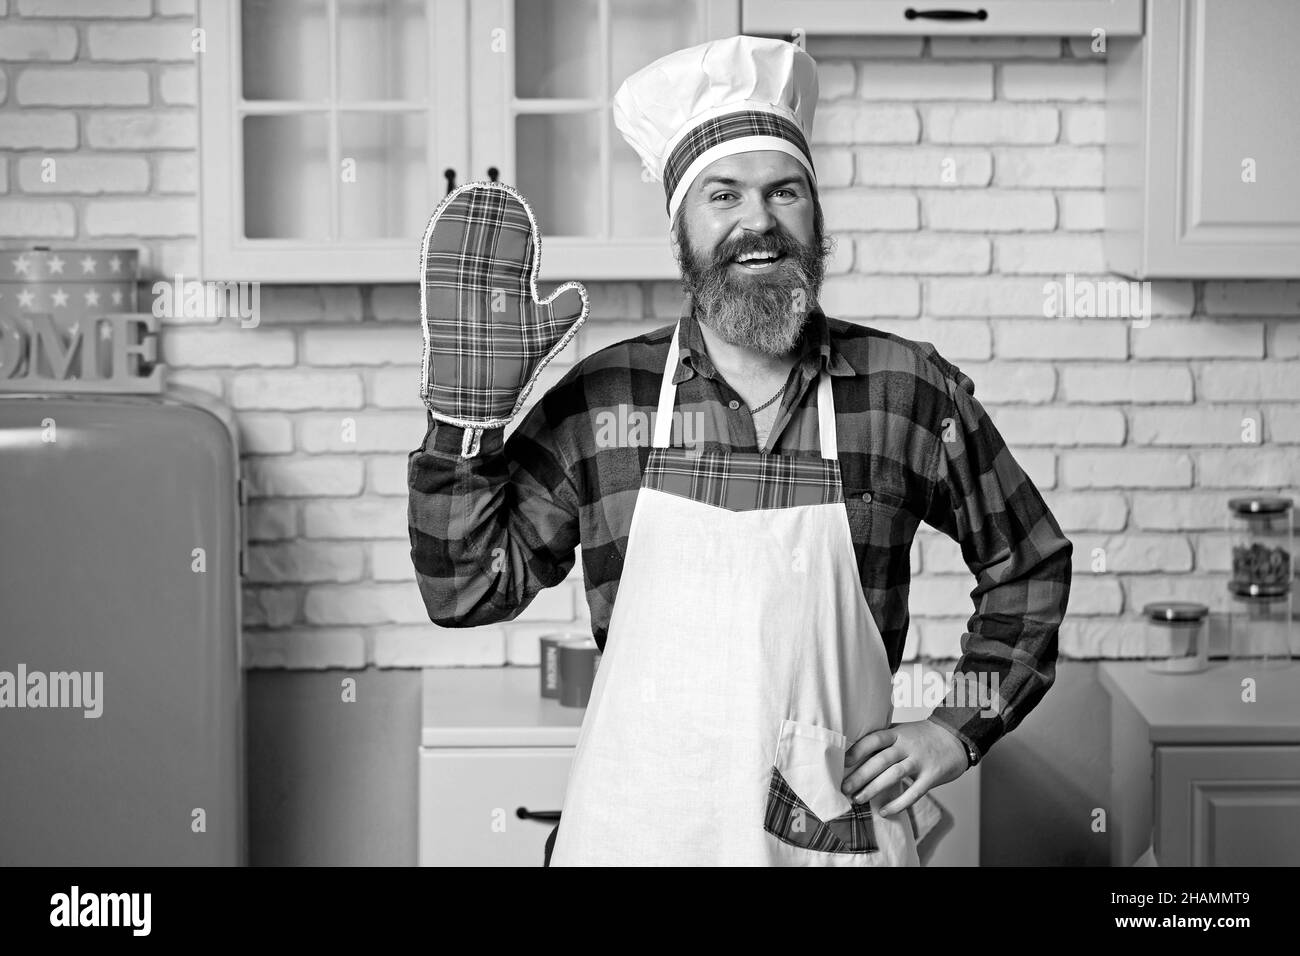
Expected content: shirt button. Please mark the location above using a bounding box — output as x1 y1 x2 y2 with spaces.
861 492 873 503
728 400 740 410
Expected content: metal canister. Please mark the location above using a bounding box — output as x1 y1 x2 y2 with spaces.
557 637 601 708
539 631 590 698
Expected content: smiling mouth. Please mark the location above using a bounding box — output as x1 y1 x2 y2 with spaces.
731 252 787 272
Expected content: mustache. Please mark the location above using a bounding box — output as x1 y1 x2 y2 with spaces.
707 228 804 266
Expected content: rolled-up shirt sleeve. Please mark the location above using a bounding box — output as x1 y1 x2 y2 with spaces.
407 391 581 628
921 366 1073 763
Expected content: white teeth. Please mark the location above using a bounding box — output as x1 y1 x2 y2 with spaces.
736 251 779 262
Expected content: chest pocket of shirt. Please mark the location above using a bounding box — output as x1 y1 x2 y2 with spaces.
843 486 914 582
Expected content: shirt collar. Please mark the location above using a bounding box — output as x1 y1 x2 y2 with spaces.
671 294 857 385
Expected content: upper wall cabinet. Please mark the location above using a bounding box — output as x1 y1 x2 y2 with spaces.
198 0 466 282
742 0 1142 36
198 0 739 283
467 0 739 280
1105 0 1300 278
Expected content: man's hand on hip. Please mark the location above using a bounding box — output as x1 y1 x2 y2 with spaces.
841 720 969 817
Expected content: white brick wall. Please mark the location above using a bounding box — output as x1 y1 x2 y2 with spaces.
923 189 1057 231
0 0 198 279
2 10 1297 669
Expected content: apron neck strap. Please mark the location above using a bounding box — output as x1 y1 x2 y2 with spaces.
653 321 838 461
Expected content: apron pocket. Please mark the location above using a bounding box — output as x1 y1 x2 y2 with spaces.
763 718 879 854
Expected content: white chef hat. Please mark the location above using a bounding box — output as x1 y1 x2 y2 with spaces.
612 34 819 225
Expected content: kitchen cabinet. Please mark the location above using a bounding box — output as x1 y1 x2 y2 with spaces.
1104 0 1300 278
742 0 1142 36
469 0 739 280
418 664 981 866
197 0 739 283
1100 661 1300 866
418 668 583 867
197 0 467 282
420 748 576 867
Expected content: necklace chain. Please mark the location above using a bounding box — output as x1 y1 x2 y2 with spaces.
749 381 786 414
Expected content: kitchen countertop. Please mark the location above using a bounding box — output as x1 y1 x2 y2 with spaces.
1098 660 1300 744
422 662 960 748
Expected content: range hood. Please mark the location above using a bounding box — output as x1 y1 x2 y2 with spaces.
743 0 1143 37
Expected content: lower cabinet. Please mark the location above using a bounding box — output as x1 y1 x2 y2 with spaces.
1100 662 1300 866
419 749 572 867
1155 745 1300 866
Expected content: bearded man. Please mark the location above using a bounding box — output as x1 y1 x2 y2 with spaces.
408 35 1072 867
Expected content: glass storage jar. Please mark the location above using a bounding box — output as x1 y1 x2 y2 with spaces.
1227 496 1293 667
1143 602 1210 674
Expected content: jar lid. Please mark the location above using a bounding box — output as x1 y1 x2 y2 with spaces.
1229 581 1290 599
1143 601 1209 622
1228 495 1293 515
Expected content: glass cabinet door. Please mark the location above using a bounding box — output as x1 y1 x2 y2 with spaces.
469 0 740 279
240 0 429 242
607 0 728 239
199 0 740 281
199 0 469 281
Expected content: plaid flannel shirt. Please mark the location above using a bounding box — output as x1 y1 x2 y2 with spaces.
408 299 1073 763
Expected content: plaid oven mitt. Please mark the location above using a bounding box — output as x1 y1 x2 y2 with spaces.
419 181 589 458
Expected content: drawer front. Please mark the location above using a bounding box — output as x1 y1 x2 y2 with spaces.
419 748 572 867
1156 745 1300 866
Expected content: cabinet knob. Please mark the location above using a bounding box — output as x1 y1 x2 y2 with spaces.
487 166 500 182
444 168 456 194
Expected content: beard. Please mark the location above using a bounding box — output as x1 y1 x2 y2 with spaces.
673 200 832 357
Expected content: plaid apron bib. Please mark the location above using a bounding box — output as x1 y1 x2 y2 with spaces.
548 322 919 866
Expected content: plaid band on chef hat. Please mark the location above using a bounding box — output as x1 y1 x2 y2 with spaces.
612 35 820 224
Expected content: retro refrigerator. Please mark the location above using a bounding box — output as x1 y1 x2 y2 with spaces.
0 383 246 865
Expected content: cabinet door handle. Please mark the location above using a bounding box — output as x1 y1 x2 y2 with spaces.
487 166 500 182
904 7 988 21
444 168 457 194
516 807 561 822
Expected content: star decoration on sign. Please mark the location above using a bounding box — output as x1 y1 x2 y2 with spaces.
109 255 122 274
79 255 97 274
13 255 31 276
51 288 69 308
84 288 100 307
47 255 66 275
111 289 123 306
18 290 35 309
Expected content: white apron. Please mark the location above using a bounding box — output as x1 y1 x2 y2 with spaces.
549 323 918 867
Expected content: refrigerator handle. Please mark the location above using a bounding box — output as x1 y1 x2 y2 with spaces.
237 477 248 578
